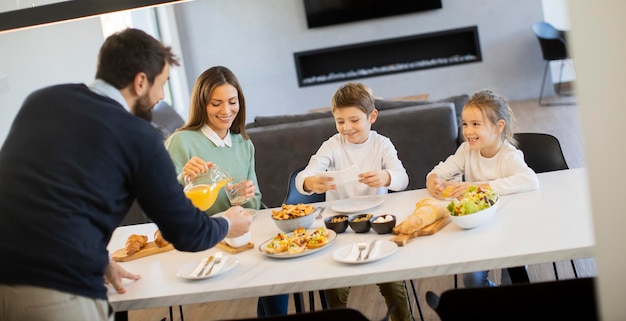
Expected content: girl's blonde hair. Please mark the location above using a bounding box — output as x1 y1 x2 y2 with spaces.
330 82 376 115
464 90 517 147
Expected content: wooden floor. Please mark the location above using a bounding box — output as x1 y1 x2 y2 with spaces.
126 93 594 321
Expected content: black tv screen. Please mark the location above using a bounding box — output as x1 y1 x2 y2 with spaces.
304 0 443 28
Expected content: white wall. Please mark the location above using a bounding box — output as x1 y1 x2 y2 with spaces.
0 18 103 145
174 0 546 121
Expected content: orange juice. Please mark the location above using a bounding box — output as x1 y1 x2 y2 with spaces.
442 186 454 199
184 179 230 211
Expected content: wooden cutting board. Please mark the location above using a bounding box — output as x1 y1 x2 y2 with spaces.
111 242 174 262
216 241 255 254
390 215 452 246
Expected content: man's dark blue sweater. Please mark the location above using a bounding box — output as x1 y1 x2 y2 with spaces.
0 84 228 300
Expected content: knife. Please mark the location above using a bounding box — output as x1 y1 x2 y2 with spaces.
362 240 378 261
196 255 214 277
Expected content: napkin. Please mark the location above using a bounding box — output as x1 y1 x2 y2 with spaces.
319 165 360 185
344 243 361 262
191 257 212 277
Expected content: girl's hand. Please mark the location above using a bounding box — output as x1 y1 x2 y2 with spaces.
426 174 445 199
358 170 390 188
182 157 211 181
303 175 336 194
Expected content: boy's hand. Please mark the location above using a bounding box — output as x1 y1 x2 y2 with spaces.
358 170 390 188
303 176 336 194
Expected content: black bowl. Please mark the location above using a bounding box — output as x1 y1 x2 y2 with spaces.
369 214 396 234
324 214 349 233
348 213 373 233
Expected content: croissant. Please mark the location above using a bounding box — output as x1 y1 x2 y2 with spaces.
154 229 170 248
125 234 148 255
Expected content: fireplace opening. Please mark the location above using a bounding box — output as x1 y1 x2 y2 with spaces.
294 26 481 87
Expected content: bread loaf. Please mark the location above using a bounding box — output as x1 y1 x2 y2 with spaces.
393 198 448 235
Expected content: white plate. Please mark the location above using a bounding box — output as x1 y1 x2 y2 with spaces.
333 240 397 264
259 229 337 258
213 208 257 220
331 195 384 213
176 255 238 280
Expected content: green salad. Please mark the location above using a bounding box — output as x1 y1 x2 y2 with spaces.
447 186 498 216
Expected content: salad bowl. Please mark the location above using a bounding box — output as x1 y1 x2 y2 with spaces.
447 186 499 229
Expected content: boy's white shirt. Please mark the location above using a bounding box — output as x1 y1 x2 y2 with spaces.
296 131 409 201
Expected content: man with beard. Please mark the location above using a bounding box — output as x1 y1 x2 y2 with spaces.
0 28 252 321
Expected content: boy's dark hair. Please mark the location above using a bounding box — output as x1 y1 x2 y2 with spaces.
331 82 376 115
95 28 180 89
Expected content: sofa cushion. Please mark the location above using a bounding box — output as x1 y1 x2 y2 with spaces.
245 94 468 131
246 111 332 129
247 101 458 208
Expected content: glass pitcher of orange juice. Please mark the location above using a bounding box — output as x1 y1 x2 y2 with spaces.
183 165 232 211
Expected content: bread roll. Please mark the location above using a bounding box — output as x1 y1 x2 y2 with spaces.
154 229 170 248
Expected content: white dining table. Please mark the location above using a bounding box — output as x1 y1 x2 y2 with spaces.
107 167 595 313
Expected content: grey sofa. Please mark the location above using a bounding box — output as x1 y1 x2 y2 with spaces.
247 94 469 208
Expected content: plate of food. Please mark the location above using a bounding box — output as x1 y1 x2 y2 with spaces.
331 195 384 213
176 254 238 280
259 227 337 258
333 240 398 264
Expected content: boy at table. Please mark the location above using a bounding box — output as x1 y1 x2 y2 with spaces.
295 82 413 321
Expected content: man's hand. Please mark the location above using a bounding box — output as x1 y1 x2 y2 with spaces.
104 259 141 294
223 205 252 238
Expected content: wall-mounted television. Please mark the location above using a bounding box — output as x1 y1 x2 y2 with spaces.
303 0 443 29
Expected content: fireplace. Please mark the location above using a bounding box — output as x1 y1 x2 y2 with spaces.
294 26 482 87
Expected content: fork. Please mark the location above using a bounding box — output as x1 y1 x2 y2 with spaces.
204 252 222 276
315 206 326 219
356 242 367 261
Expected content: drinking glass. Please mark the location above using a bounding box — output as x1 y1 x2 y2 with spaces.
225 177 251 206
183 165 232 211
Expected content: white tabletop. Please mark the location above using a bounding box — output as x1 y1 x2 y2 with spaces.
107 168 595 311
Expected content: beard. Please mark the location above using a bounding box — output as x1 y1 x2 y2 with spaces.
132 91 155 122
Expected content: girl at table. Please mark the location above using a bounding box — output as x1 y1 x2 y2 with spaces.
165 66 288 316
426 89 539 287
296 82 414 321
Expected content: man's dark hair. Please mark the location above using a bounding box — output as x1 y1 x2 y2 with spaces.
95 28 180 89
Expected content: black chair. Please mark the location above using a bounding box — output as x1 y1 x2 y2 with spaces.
531 21 573 106
217 307 382 321
514 132 578 280
426 277 599 321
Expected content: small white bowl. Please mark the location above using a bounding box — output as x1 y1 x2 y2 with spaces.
450 200 499 229
224 231 251 248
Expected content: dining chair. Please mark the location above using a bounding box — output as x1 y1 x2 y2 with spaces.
514 132 578 280
425 277 598 320
531 21 573 106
